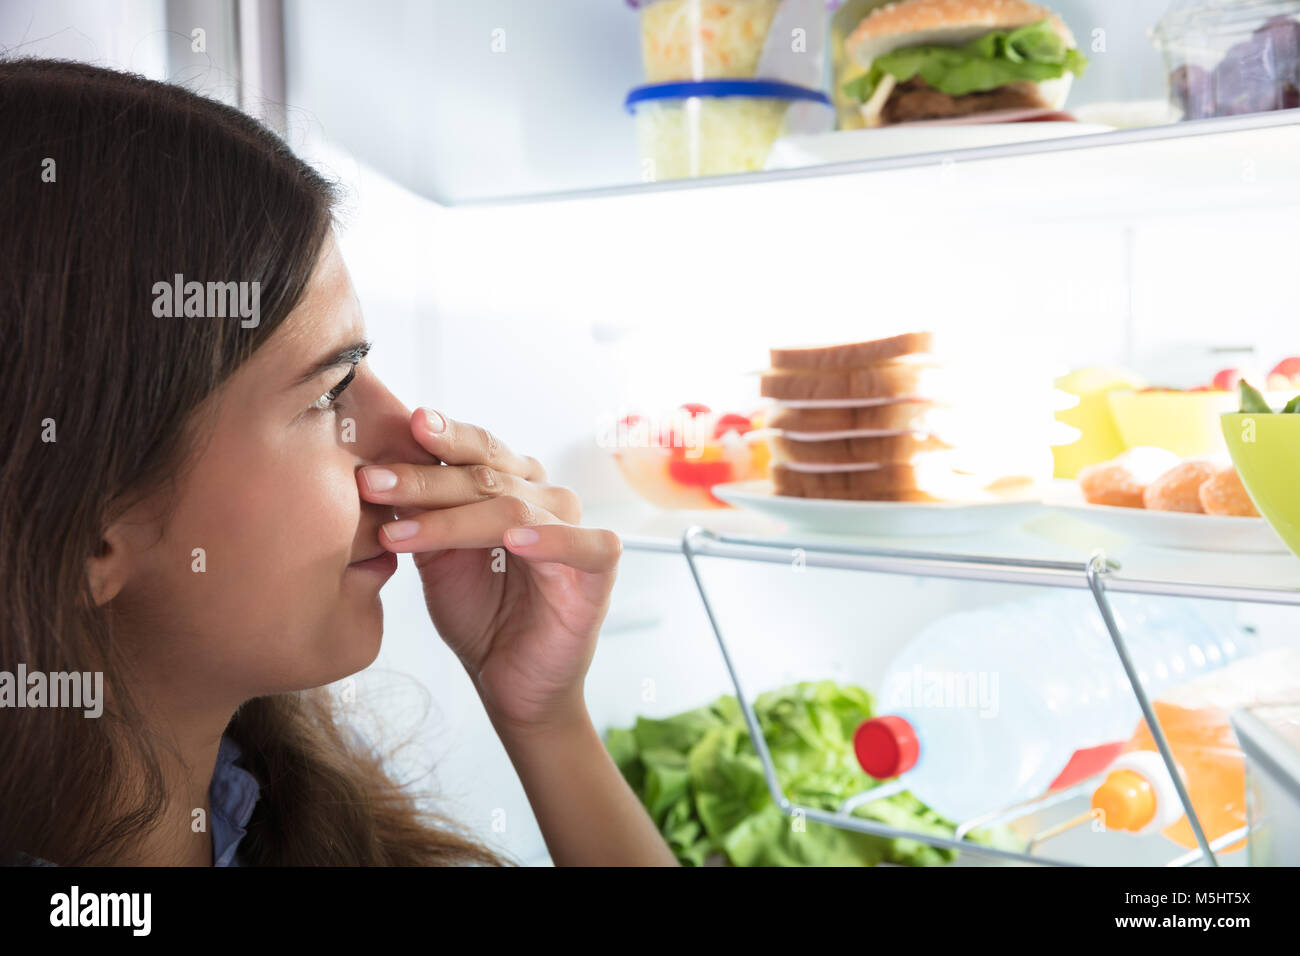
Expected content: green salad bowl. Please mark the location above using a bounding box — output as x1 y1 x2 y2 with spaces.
1222 412 1300 559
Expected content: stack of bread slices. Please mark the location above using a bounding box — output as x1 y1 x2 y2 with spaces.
760 331 1050 501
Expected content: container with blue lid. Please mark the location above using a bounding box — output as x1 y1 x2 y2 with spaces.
628 0 833 85
625 77 834 180
625 78 833 110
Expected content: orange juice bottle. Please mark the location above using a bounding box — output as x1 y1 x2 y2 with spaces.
1092 647 1300 852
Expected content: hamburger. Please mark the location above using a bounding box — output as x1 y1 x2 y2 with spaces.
842 0 1087 127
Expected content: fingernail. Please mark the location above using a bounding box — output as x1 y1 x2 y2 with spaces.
361 467 398 492
506 527 538 547
421 408 445 435
383 520 420 542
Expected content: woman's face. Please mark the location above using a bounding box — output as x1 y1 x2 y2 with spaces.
107 233 433 709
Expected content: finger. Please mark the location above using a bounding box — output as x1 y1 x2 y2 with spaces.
380 495 558 552
410 408 546 481
358 463 580 522
502 523 622 575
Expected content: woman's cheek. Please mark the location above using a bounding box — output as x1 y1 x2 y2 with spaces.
301 455 365 549
179 450 355 581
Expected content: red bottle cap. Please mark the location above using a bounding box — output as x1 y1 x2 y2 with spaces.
854 715 920 779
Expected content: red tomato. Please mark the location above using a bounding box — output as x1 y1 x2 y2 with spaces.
1269 357 1300 381
667 458 733 488
679 403 711 417
713 413 753 438
1210 368 1242 391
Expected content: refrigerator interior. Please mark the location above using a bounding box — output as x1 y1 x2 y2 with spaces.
7 0 1300 867
309 134 1300 866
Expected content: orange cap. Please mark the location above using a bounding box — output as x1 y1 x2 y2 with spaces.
1092 769 1157 832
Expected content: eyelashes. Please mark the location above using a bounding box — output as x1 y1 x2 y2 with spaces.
310 364 358 414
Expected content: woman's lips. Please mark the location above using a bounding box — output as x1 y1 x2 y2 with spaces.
348 550 398 575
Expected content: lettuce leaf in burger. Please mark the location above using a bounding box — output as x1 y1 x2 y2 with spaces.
842 0 1088 126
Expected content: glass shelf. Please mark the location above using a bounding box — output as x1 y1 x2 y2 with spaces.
452 108 1300 218
457 108 1300 207
592 502 1300 604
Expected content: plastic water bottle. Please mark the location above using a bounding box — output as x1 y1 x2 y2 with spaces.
852 591 1259 823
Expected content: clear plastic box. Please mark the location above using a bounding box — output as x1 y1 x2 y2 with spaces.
1153 0 1300 119
627 0 827 83
1232 703 1300 864
625 79 833 179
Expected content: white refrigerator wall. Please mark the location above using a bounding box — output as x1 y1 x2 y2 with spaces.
310 138 1300 864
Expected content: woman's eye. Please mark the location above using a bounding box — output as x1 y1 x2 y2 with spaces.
308 391 339 412
310 365 357 414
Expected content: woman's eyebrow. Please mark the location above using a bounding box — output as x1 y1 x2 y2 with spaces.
288 340 372 389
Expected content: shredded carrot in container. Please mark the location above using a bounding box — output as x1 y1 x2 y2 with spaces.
639 0 781 81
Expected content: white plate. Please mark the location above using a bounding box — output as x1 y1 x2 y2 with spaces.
1044 490 1289 554
711 479 1040 538
765 122 1115 169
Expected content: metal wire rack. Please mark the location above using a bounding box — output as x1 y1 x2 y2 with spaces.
620 525 1300 867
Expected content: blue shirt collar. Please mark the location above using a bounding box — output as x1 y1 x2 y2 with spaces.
210 732 261 866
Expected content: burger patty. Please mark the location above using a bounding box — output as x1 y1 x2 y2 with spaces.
881 77 1046 124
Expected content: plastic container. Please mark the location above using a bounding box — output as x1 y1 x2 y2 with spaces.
1232 700 1300 864
627 0 829 83
1092 647 1300 852
605 404 772 509
1152 0 1300 120
1050 367 1146 479
625 79 834 179
1107 387 1293 458
852 591 1258 823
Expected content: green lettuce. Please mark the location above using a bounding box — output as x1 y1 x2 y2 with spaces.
844 18 1088 103
1239 379 1273 413
1236 378 1300 414
604 680 1022 867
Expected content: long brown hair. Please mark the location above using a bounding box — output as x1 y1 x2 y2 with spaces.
0 58 514 866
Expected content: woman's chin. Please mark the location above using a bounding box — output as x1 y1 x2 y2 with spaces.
319 614 384 686
349 619 384 672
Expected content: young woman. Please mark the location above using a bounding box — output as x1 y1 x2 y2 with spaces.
0 58 677 866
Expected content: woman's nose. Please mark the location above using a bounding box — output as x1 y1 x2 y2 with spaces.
355 380 438 467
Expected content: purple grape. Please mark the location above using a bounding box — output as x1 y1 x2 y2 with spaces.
1254 14 1300 61
1214 37 1282 114
1255 15 1300 89
1170 63 1214 118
